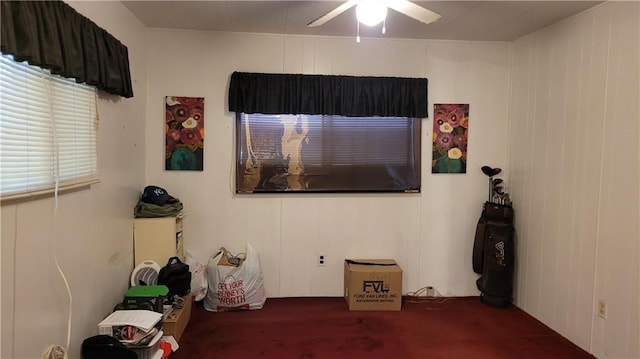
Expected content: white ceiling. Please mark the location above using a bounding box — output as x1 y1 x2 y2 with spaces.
121 1 603 41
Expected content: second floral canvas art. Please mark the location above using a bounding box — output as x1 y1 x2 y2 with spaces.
432 103 469 174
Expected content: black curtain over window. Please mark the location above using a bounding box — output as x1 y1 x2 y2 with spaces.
1 0 133 98
229 72 428 118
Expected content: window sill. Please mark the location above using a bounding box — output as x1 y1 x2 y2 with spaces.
1 178 101 205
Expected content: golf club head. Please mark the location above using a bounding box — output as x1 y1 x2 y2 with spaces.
492 178 504 186
494 186 504 194
481 166 494 177
481 166 503 177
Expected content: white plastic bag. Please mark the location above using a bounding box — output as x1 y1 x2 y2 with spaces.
203 243 266 312
184 250 208 301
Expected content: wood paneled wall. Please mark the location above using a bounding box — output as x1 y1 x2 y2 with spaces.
507 2 639 358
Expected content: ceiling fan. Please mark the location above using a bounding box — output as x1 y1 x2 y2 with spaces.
307 0 441 41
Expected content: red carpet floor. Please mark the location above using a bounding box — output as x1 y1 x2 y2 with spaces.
172 297 594 359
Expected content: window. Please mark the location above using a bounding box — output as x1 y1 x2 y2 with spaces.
236 113 421 193
0 54 99 201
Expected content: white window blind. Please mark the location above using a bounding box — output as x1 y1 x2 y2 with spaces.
236 113 421 193
0 54 99 201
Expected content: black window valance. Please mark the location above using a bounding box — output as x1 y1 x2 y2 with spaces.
229 72 428 118
1 0 133 98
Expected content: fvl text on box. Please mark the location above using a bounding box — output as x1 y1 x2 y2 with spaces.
344 259 403 311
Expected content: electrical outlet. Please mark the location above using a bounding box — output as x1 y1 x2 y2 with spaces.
597 299 607 319
317 253 326 267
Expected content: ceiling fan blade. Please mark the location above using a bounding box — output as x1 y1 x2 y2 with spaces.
387 0 441 25
307 0 358 27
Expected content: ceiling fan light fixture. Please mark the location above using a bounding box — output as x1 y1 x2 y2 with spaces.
356 0 388 27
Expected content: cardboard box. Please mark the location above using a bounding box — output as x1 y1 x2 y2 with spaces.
344 259 403 311
162 292 193 341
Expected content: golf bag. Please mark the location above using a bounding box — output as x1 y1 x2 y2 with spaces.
473 202 514 308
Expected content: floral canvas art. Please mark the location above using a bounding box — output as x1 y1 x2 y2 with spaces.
432 104 469 174
165 96 204 171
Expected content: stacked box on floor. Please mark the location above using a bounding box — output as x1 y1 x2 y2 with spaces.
162 292 193 341
344 259 403 311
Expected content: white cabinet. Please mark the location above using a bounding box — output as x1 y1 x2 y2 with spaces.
133 216 184 267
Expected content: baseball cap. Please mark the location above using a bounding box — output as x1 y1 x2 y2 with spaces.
141 185 176 206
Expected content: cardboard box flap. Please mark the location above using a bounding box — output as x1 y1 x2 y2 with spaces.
346 259 400 273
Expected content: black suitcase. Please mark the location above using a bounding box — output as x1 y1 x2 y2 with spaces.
472 202 514 308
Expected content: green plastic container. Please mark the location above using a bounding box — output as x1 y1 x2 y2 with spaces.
123 285 169 313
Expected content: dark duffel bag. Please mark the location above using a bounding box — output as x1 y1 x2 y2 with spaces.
479 292 512 308
158 256 191 297
473 202 514 274
472 216 486 274
476 223 514 297
473 202 515 308
483 202 514 222
475 222 514 308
